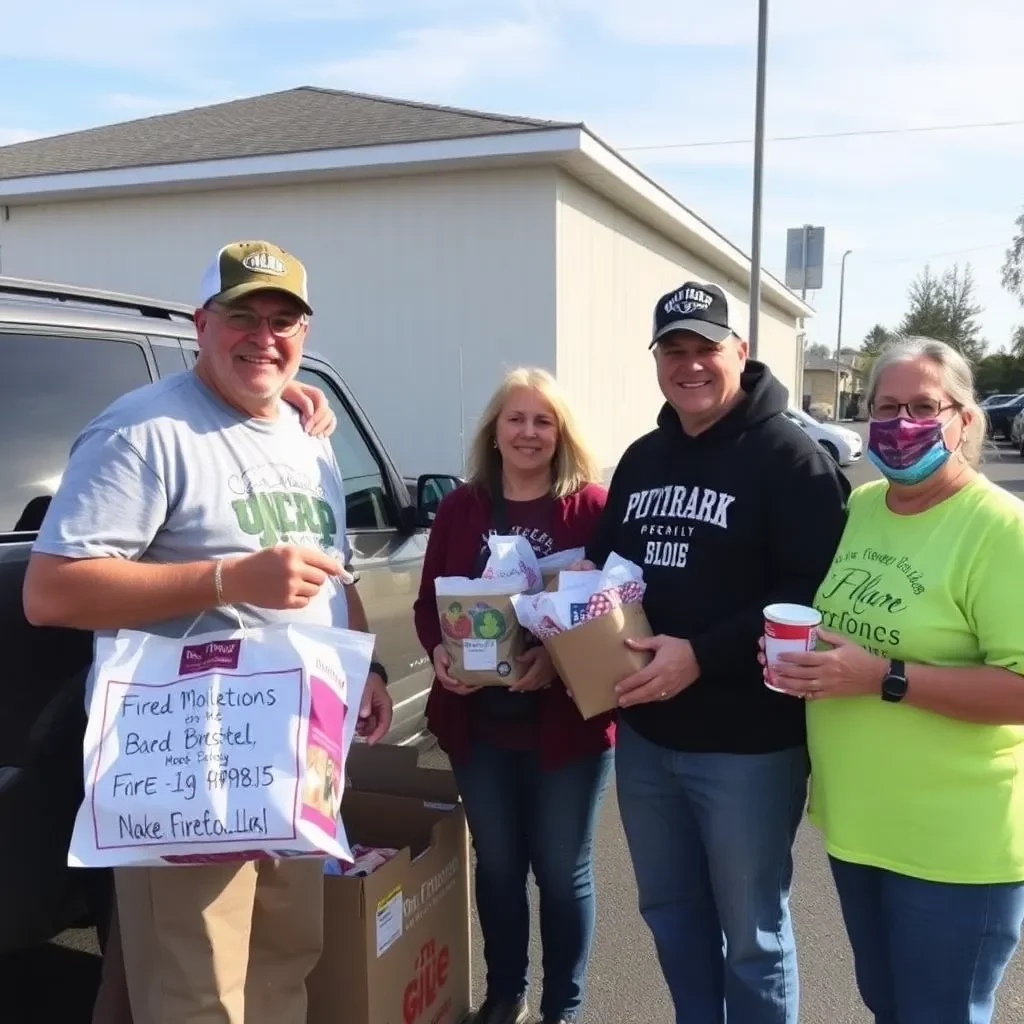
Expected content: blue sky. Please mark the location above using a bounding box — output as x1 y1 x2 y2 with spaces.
2 0 1023 353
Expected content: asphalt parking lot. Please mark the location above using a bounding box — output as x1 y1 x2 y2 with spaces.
3 429 1023 1023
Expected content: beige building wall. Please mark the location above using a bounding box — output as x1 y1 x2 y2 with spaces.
554 173 801 474
0 163 802 479
0 168 558 477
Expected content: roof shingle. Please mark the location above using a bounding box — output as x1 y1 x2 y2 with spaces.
0 86 578 181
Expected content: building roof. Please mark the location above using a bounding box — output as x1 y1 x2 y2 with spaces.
0 86 575 181
804 354 860 373
0 87 812 322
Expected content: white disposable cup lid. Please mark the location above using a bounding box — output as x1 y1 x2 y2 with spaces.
763 603 822 627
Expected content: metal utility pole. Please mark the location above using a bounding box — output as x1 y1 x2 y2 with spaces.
748 0 769 358
797 226 808 406
834 249 852 421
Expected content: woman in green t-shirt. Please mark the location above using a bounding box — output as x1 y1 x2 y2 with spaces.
766 337 1024 1024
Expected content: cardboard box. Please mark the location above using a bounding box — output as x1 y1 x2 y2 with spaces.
307 744 471 1024
544 602 654 719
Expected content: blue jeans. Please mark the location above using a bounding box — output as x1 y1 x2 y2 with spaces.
830 857 1024 1024
615 721 808 1024
451 742 613 1022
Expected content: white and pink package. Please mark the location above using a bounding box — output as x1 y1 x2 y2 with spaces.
511 553 646 640
480 534 543 594
324 844 399 878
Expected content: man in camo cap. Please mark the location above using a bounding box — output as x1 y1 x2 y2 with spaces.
25 240 392 1024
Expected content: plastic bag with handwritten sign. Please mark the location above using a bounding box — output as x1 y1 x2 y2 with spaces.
67 622 373 868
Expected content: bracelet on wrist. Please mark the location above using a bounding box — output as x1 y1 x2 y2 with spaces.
213 558 226 606
369 660 389 685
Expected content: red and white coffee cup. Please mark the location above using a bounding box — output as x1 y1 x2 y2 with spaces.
763 603 822 692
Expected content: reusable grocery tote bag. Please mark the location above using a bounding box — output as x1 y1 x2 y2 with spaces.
68 618 374 868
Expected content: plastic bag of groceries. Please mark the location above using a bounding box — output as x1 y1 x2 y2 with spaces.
434 535 542 685
510 553 654 718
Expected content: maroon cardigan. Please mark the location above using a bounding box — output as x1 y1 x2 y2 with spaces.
413 482 616 771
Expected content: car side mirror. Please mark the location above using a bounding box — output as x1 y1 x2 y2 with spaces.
416 473 462 528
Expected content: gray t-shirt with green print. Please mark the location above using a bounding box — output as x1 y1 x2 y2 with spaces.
34 371 352 698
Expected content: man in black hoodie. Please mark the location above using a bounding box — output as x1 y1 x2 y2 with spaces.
587 282 849 1024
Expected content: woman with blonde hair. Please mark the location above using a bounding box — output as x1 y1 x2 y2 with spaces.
414 367 614 1024
766 338 1024 1023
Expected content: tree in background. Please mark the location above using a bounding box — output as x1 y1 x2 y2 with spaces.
899 264 986 363
1012 325 1024 359
861 324 896 356
995 209 1024 393
975 352 1024 396
805 342 831 360
1002 208 1024 303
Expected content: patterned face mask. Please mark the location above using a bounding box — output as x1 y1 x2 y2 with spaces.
866 416 953 485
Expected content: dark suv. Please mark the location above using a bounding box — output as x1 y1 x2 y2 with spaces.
986 393 1024 441
0 276 457 954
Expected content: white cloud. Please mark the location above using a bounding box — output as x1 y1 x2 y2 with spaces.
0 1 512 83
310 20 556 98
0 4 217 82
1 0 1021 350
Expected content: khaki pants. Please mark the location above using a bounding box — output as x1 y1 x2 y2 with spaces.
92 901 134 1024
115 858 323 1024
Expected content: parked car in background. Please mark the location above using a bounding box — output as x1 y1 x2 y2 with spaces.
981 393 1018 408
985 394 1024 441
1010 406 1024 456
0 275 458 957
783 407 863 466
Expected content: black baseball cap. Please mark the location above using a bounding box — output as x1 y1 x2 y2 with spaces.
650 281 735 347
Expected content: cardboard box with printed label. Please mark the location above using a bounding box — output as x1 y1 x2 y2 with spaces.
544 602 654 720
306 744 471 1024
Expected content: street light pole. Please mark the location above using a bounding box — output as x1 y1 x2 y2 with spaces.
834 249 852 421
748 0 769 358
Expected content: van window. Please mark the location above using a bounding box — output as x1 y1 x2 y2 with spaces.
293 367 392 531
0 334 152 532
152 340 188 378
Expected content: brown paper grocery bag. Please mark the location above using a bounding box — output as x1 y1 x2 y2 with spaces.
544 602 654 718
436 592 526 685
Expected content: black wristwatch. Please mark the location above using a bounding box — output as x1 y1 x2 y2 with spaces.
369 660 389 686
881 659 908 703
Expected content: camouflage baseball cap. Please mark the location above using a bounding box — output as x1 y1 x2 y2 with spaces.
199 240 312 315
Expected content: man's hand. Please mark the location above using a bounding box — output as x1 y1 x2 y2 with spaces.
511 646 556 692
433 644 480 695
356 672 393 744
615 635 701 708
220 545 341 609
280 380 337 437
